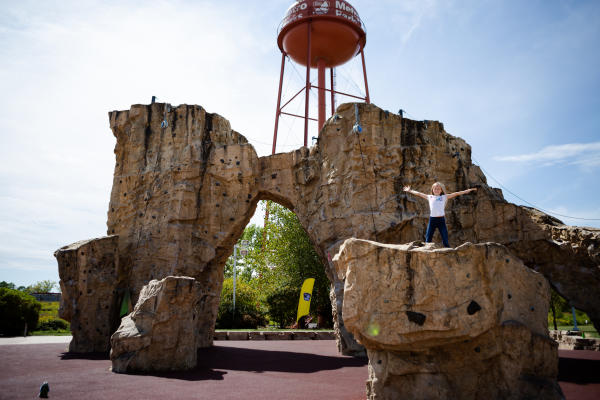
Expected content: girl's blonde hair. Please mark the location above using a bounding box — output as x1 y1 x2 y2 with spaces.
431 182 446 195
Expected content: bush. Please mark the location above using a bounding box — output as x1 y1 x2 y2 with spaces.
35 316 70 332
216 278 267 329
265 285 298 329
0 288 41 335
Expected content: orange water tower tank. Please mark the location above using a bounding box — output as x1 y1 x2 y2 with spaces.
272 0 370 152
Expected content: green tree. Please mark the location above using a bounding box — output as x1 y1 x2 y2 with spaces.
0 282 28 292
216 277 267 329
0 281 15 290
26 280 58 294
224 224 266 282
265 285 299 328
261 201 333 327
0 288 42 335
549 288 567 330
219 201 333 328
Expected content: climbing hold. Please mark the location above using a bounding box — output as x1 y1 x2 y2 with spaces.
406 311 426 326
467 300 482 315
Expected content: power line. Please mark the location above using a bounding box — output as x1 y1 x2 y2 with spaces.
472 158 600 221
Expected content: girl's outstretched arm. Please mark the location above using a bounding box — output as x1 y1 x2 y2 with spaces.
403 185 429 200
447 187 477 199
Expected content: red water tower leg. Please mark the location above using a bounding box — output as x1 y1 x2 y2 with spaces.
317 58 326 132
304 22 312 147
272 53 286 155
360 49 370 104
330 68 335 116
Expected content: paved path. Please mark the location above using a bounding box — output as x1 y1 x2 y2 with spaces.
0 340 598 399
0 340 367 400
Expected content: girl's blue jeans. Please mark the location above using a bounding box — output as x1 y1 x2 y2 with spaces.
425 216 450 247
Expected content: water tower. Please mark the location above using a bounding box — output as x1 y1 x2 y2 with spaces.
272 0 370 153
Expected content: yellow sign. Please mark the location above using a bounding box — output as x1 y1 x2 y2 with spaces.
296 278 315 322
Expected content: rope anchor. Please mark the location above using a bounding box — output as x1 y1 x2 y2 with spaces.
161 103 170 129
352 103 362 134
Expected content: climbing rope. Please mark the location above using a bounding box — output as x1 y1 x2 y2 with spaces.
353 104 379 240
472 157 600 221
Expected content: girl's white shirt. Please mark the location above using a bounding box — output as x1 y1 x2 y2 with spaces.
427 194 447 217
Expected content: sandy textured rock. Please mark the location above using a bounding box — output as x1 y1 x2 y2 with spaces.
54 236 119 352
365 323 562 400
58 101 599 356
336 240 549 350
110 276 201 372
334 239 563 399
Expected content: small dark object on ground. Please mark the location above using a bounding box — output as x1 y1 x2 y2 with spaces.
39 381 49 398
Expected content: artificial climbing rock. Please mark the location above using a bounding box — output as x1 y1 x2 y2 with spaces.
110 276 203 373
57 101 599 357
334 239 564 399
54 236 119 352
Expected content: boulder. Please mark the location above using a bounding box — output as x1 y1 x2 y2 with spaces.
110 276 202 373
334 239 564 399
54 236 119 352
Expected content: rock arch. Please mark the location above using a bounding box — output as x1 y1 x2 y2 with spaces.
56 101 599 354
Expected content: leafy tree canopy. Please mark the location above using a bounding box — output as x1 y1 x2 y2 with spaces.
222 201 333 328
1 281 28 292
26 280 58 294
0 288 41 335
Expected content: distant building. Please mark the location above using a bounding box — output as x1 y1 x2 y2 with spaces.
31 293 61 302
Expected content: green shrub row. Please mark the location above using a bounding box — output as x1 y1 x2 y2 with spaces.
0 288 41 335
36 316 70 332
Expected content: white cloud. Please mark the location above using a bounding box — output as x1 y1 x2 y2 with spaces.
374 0 443 44
494 142 600 169
0 0 283 286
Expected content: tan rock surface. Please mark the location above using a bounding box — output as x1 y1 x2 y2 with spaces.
110 276 201 372
57 101 599 356
334 239 563 399
54 236 119 352
365 322 562 400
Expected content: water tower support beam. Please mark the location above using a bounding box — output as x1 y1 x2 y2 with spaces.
304 22 312 147
272 52 287 155
330 68 335 116
360 49 370 104
317 58 326 131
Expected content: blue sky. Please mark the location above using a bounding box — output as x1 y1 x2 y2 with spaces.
1 0 599 287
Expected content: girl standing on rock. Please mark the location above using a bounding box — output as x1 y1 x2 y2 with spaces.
403 182 477 247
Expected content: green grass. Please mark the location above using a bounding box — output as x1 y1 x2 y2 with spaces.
30 331 72 336
32 301 70 335
39 301 60 318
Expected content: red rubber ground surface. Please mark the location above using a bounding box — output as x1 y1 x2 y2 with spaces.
0 342 598 399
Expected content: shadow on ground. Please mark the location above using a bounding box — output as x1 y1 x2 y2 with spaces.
57 344 368 381
60 352 109 360
197 345 368 374
558 357 600 384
